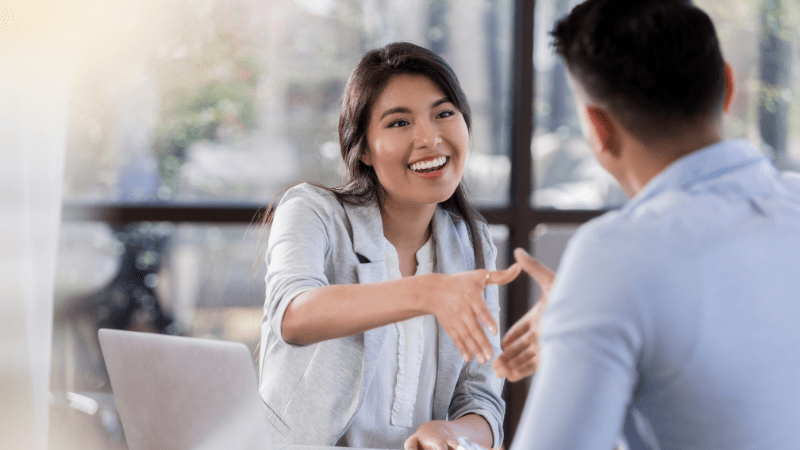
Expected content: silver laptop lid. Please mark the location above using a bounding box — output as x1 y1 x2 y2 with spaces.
99 328 273 450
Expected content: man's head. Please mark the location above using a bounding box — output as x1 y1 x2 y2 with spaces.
552 0 726 142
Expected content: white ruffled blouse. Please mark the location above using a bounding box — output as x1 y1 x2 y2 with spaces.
341 237 439 448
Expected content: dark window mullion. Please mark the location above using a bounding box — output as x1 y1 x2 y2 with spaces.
503 0 536 445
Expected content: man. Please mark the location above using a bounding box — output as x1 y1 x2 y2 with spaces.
492 0 800 448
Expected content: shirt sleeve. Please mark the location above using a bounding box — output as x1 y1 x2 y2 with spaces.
264 186 332 344
510 226 646 450
449 223 506 448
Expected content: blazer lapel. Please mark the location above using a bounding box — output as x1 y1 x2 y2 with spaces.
431 207 473 275
342 200 388 401
433 323 465 419
430 207 471 418
342 200 384 269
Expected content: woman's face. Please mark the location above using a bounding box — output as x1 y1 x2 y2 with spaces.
362 74 469 209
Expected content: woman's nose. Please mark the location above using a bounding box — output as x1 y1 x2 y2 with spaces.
414 118 442 149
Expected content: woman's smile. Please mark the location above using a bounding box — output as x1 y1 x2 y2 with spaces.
408 156 449 178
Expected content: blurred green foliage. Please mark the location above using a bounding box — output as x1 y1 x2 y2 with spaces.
152 80 258 187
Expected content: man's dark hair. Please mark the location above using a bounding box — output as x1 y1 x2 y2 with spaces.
552 0 726 140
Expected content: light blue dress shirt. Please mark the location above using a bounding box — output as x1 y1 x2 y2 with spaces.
512 140 800 450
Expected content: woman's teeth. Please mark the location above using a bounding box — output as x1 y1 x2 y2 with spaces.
409 156 447 173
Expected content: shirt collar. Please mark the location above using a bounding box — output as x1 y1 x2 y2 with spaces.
622 139 770 213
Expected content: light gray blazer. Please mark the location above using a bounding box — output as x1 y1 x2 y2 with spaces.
258 183 505 447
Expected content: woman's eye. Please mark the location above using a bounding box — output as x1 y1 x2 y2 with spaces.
436 110 455 119
388 120 410 128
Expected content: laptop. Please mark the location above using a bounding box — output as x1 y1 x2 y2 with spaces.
98 328 274 450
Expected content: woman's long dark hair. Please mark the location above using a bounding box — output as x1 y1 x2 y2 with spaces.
264 42 486 269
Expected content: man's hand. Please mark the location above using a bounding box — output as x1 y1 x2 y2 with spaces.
492 248 555 381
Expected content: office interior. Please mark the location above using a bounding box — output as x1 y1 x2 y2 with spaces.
3 0 799 449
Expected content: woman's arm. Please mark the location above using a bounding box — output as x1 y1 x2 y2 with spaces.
283 265 519 364
268 185 518 363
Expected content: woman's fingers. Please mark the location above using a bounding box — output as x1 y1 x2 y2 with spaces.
405 421 451 450
442 306 494 363
445 325 471 362
462 311 493 363
473 295 498 336
431 267 523 364
447 320 488 364
426 439 447 450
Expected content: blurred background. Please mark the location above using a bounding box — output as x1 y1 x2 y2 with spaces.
3 0 797 448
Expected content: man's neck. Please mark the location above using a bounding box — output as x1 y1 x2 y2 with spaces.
621 124 723 197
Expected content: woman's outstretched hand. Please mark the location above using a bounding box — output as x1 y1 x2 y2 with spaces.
492 248 555 381
421 263 521 364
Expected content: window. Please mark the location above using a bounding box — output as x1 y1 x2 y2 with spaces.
532 0 800 210
63 0 513 205
54 0 800 448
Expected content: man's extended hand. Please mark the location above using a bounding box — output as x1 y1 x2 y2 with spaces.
492 248 555 381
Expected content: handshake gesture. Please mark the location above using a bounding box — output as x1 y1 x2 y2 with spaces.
493 249 555 382
424 248 554 382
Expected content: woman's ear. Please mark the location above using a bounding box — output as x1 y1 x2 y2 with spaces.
359 145 373 166
723 61 735 114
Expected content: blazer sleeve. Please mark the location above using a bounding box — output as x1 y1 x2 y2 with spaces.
448 222 506 448
264 186 332 344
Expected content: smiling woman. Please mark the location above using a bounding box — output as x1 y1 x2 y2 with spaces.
363 74 468 214
258 43 518 450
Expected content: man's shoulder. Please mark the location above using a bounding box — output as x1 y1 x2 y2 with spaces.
571 209 634 246
568 201 686 264
779 170 800 195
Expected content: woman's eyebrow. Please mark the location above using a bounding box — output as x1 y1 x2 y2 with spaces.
380 106 411 120
431 97 451 108
379 97 453 120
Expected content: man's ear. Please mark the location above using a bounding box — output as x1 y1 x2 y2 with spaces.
585 106 619 157
723 62 735 114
